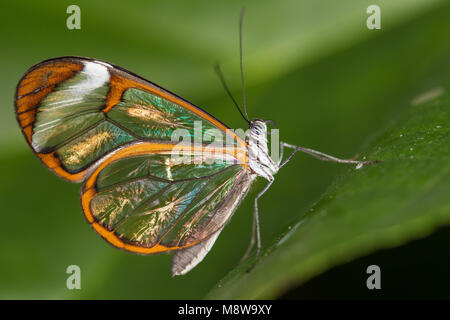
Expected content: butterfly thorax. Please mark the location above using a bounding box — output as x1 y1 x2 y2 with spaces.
246 120 278 181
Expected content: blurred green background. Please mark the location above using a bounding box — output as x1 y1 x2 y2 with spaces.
0 0 449 299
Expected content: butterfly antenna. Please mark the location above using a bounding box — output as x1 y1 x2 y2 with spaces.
239 7 250 122
214 64 251 125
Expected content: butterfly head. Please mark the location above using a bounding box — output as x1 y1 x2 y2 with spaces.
248 118 267 133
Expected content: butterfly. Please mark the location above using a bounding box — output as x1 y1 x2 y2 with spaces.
14 15 378 277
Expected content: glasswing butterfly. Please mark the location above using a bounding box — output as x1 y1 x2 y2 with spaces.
14 11 378 276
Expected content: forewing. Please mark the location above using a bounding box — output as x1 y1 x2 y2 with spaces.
15 56 246 182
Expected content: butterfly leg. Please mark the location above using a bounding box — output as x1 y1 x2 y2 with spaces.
242 178 274 272
279 142 380 169
277 140 285 166
239 212 256 264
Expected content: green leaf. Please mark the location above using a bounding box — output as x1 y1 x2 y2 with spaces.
206 58 450 300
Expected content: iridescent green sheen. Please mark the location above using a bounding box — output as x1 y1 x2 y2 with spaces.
96 155 159 189
115 179 208 247
96 153 233 189
32 113 104 153
107 88 230 144
56 122 135 173
161 165 242 246
32 68 109 152
90 179 169 231
146 155 231 181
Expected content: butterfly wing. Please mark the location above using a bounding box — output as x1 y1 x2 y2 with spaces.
15 56 246 182
171 170 255 276
81 149 254 258
15 57 252 270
